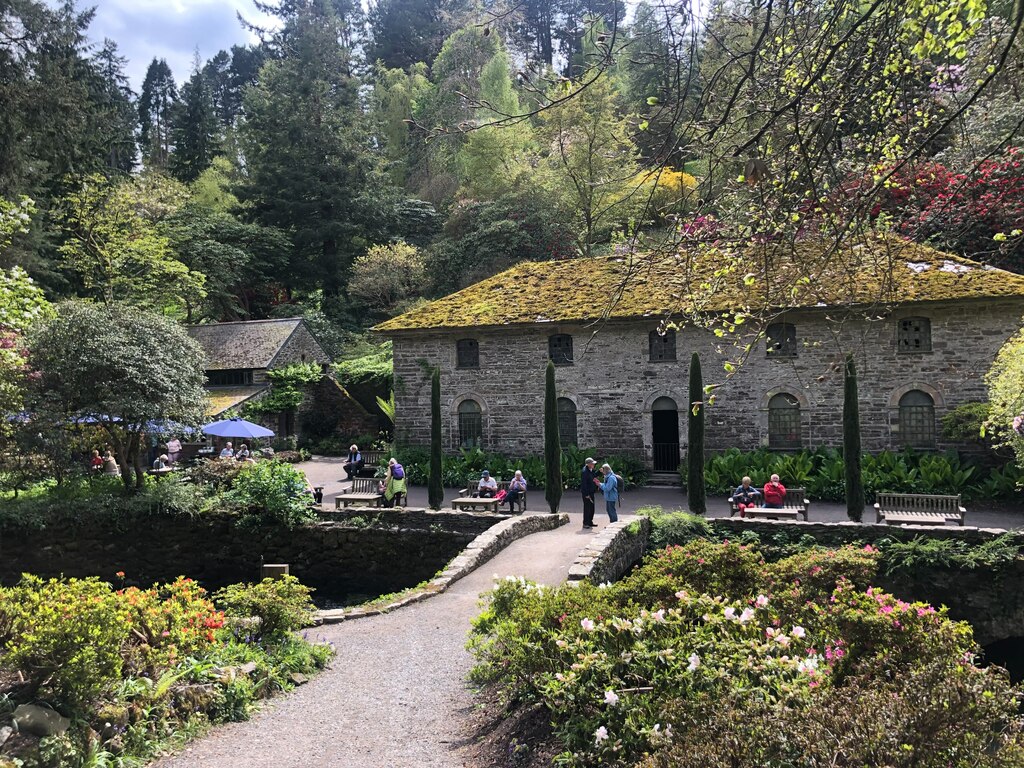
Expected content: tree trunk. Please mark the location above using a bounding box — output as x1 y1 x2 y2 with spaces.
844 354 864 521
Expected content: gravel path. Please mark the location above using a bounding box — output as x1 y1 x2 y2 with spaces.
155 512 607 768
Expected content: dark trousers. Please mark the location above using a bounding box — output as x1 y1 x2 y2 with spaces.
582 495 595 527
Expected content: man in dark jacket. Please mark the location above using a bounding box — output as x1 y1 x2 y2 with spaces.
581 458 597 529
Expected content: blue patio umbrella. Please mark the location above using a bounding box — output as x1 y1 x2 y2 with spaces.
201 417 275 439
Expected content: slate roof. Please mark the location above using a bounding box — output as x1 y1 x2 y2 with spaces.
207 387 268 417
187 318 304 370
374 237 1024 333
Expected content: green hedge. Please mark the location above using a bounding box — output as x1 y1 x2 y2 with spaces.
684 447 1022 503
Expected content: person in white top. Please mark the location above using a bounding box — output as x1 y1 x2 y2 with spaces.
477 470 498 498
219 442 234 458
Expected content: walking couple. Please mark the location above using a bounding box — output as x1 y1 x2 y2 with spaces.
580 457 622 530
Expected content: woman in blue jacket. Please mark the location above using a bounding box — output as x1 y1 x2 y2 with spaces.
597 463 620 522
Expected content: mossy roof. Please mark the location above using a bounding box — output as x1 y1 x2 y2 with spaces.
375 237 1024 333
206 387 268 417
188 318 303 370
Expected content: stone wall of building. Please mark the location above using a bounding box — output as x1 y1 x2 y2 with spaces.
272 323 331 368
391 298 1024 465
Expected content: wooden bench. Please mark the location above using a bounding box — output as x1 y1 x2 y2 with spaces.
731 487 811 521
354 450 384 478
457 476 527 513
451 496 500 513
874 493 966 526
335 477 408 509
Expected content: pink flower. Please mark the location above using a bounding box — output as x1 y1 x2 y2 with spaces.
791 625 806 639
604 690 619 706
739 608 755 624
594 725 609 744
724 607 737 620
581 618 596 632
687 653 701 672
756 594 769 608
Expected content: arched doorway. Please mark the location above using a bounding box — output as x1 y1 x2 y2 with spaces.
651 396 680 472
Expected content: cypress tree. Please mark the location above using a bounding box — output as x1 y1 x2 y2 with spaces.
844 354 865 521
428 367 443 510
687 352 706 515
544 361 563 513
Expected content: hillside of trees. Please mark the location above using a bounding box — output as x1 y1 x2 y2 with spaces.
2 0 1023 353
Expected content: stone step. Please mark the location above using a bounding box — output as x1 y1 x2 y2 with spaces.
647 472 682 487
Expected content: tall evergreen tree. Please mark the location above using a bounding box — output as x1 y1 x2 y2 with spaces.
171 57 219 183
368 0 445 70
844 354 865 522
240 0 396 296
544 361 563 513
687 352 706 515
428 367 443 509
138 58 179 170
90 39 136 173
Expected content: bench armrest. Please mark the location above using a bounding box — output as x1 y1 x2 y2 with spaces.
958 506 967 515
873 502 881 509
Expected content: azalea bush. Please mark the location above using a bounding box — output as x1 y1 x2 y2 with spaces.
470 541 1024 767
223 459 316 529
0 572 332 767
215 575 318 643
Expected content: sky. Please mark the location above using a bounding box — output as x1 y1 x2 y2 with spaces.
82 0 275 90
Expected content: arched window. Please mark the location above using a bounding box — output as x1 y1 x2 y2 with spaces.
766 323 798 358
897 317 932 353
649 329 677 362
557 398 578 447
768 393 801 449
458 399 483 449
899 390 936 448
548 334 574 366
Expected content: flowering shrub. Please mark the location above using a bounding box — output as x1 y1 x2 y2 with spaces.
470 541 1024 766
215 575 318 643
223 460 316 528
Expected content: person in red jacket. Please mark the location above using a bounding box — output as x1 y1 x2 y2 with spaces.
763 474 787 508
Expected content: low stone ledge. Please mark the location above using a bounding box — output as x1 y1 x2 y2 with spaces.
708 517 1017 545
319 507 512 535
319 511 569 623
568 517 652 585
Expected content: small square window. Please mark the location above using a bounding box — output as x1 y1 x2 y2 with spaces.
897 317 932 353
549 334 574 366
456 339 479 368
649 329 676 362
766 323 797 358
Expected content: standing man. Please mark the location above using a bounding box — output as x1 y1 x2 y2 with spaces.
597 463 620 523
581 457 597 529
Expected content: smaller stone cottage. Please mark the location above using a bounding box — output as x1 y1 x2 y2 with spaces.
187 318 376 439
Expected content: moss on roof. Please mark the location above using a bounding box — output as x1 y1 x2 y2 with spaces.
374 236 1024 333
207 387 268 416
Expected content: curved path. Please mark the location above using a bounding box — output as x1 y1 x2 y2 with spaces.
155 513 612 768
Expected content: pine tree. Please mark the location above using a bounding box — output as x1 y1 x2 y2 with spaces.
428 367 444 510
844 354 865 522
139 58 179 169
171 56 220 183
544 361 563 513
687 352 706 515
239 0 396 296
368 0 445 71
90 39 136 173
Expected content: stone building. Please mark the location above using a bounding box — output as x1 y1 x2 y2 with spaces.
376 238 1024 471
187 318 376 439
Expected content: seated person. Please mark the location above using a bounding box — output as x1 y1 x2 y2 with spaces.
219 442 234 459
763 474 787 508
477 470 498 498
102 451 119 475
89 449 104 473
505 470 527 513
152 454 170 470
343 444 363 480
235 443 251 461
731 476 761 517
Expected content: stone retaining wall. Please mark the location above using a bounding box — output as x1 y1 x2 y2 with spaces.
320 512 570 623
568 517 651 585
321 507 512 535
707 517 1019 546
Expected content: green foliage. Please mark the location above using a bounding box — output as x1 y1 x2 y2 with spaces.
878 534 1022 576
695 447 1018 503
215 575 318 643
469 540 1024 767
347 241 427 315
544 361 563 513
244 362 323 416
638 507 713 549
942 401 993 443
844 354 865 522
687 353 706 515
186 457 245 489
428 368 443 509
223 460 316 529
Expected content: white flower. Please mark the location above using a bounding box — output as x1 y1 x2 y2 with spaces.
556 639 568 648
792 625 806 639
687 653 701 672
739 607 755 624
675 590 689 600
581 618 596 632
724 607 737 620
756 594 769 608
604 690 619 706
775 634 791 647
599 581 612 589
797 656 820 673
652 609 666 623
594 725 609 744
